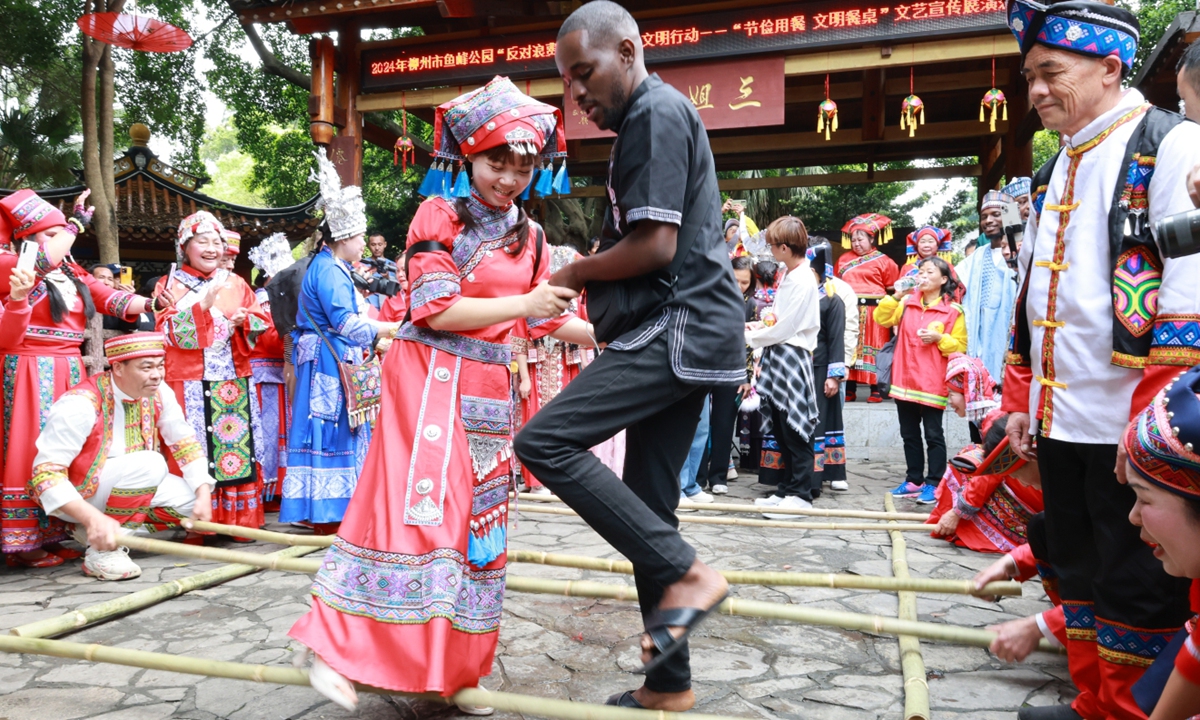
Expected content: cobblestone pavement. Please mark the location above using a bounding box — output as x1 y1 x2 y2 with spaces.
0 460 1071 719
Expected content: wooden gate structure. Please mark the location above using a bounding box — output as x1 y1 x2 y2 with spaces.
230 0 1038 204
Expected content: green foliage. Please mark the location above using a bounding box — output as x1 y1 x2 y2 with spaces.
1032 128 1061 173
1119 0 1195 80
0 107 81 189
783 164 927 234
199 122 264 207
928 183 978 241
362 143 422 251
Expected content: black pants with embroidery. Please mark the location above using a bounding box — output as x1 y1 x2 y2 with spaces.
515 333 712 694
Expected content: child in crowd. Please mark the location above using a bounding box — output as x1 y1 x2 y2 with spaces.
945 353 1000 444
874 256 967 504
747 216 822 515
805 240 849 492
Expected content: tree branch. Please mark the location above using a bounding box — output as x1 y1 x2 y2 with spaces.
239 19 311 90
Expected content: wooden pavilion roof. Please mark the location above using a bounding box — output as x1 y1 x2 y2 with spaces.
1133 10 1200 111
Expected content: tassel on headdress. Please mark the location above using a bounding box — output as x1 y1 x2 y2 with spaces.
841 213 894 250
451 163 472 198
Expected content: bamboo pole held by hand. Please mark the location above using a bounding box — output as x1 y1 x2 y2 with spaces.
516 492 930 521
509 550 1021 597
9 545 321 639
518 503 937 532
117 535 322 574
886 494 931 720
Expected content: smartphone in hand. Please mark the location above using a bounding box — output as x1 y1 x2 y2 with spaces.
120 266 133 286
16 241 37 273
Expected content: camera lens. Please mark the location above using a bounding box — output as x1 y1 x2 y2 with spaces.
1157 208 1200 259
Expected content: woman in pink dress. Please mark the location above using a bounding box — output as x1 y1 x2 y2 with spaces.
289 77 591 713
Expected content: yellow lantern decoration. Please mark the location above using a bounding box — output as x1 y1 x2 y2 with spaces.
817 74 838 141
900 94 924 138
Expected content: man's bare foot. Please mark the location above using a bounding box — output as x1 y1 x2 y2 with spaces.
631 686 695 711
639 558 729 664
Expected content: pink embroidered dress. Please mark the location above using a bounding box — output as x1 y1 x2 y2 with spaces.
289 194 572 694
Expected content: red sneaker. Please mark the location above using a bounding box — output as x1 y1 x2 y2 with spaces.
868 391 884 403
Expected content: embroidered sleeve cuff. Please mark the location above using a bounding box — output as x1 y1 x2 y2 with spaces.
244 313 268 347
334 313 380 349
625 207 683 226
510 335 529 354
410 272 461 313
33 246 58 275
827 362 846 379
952 491 981 518
29 464 78 516
103 291 138 318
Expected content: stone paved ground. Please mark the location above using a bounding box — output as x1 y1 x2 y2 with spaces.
0 460 1072 720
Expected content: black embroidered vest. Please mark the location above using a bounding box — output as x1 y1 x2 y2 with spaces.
1009 106 1185 371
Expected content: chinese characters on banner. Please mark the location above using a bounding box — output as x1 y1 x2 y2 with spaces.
361 0 1006 91
566 56 785 140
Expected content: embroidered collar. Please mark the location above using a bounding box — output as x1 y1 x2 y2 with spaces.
840 250 885 272
181 264 215 281
1064 90 1147 153
465 191 518 231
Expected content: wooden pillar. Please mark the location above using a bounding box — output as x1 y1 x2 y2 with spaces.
979 134 1004 205
332 21 363 187
861 69 886 142
1004 62 1033 180
309 36 336 146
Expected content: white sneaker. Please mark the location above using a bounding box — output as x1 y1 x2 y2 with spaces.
726 467 739 480
764 496 813 519
529 486 552 496
309 652 358 711
677 493 695 512
455 692 495 717
754 495 784 507
687 491 714 504
82 546 141 581
830 480 849 492
711 484 729 495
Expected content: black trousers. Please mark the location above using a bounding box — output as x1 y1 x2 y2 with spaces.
811 367 845 485
895 399 945 486
764 399 818 501
1037 437 1190 656
702 384 739 488
514 333 709 693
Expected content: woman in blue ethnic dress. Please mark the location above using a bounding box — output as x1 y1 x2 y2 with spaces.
278 163 400 532
290 77 591 713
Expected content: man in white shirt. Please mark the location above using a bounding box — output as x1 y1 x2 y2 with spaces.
28 333 213 581
1001 2 1200 717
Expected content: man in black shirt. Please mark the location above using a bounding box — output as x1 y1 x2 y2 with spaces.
514 2 744 711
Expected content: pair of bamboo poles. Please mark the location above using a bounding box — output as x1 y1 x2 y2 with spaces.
1 517 1043 720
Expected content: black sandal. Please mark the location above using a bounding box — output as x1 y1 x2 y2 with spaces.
637 590 729 675
605 691 645 708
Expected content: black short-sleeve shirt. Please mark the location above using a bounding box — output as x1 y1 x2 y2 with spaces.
599 74 745 384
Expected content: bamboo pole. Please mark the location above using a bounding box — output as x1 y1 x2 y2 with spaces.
10 545 321 639
509 550 1021 597
516 492 931 522
160 519 1023 597
104 540 1054 653
518 503 937 532
118 535 322 574
0 635 745 720
182 520 330 547
504 576 1061 653
886 495 931 720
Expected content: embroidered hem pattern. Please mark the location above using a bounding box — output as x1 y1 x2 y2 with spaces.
311 540 505 633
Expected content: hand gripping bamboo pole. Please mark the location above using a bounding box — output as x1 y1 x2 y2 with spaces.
509 550 1021 597
134 527 1021 597
886 495 931 720
518 503 937 532
108 539 1055 652
516 492 931 522
10 545 321 639
0 635 745 720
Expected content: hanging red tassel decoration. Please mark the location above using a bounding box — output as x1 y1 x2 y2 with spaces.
394 91 416 171
817 74 838 141
900 67 924 138
979 58 1007 133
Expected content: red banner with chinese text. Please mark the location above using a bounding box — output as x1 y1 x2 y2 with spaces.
565 56 785 140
